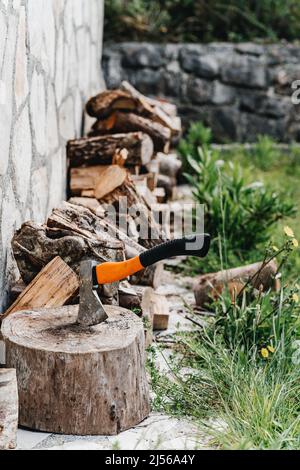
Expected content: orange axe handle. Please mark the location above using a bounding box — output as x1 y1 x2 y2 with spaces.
94 233 210 285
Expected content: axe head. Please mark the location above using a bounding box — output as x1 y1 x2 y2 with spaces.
77 260 108 326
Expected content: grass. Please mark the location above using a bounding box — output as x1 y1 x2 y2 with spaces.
178 127 300 278
220 138 300 279
148 242 300 449
147 126 300 450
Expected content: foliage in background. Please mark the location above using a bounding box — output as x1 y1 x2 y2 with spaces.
149 238 300 449
104 0 300 43
178 125 296 272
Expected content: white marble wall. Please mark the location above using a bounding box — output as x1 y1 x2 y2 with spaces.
0 0 104 312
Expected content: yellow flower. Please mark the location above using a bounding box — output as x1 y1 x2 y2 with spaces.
284 226 295 238
267 345 275 353
272 245 279 252
292 238 299 248
261 348 269 358
292 293 299 303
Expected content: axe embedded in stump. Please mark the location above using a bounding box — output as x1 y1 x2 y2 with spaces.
2 233 210 435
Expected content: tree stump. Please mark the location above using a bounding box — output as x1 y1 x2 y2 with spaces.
1 305 150 435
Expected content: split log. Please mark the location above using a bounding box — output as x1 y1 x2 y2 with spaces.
140 287 155 347
9 279 26 304
193 260 279 307
94 165 127 199
156 174 176 200
0 369 18 450
67 132 154 167
3 257 79 319
70 165 128 199
151 293 170 331
100 176 165 249
156 152 182 179
68 197 105 217
118 81 181 135
12 211 124 285
118 280 143 313
2 305 150 435
86 84 180 137
131 261 164 289
90 112 171 153
48 202 163 287
86 89 140 118
120 81 178 118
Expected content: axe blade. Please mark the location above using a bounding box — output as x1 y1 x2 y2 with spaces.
77 260 108 326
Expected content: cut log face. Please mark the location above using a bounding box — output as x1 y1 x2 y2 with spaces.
90 112 171 153
3 257 79 319
193 260 279 307
86 89 140 118
2 305 150 435
150 293 170 331
95 165 127 200
67 132 154 167
0 369 18 450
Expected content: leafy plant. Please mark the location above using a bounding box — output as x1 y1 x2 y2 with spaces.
182 143 295 269
149 236 300 449
104 0 300 43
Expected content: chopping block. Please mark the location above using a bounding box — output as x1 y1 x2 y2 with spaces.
1 233 211 435
1 304 150 435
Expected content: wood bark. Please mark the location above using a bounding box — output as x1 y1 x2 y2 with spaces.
59 200 163 288
90 111 171 153
0 369 18 450
3 257 79 319
100 177 164 249
193 260 279 307
94 165 128 199
70 165 128 199
150 293 170 330
1 305 150 435
67 132 154 167
86 84 180 137
120 81 178 118
12 208 124 284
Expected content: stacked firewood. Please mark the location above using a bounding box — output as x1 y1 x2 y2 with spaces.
2 82 182 347
68 81 182 210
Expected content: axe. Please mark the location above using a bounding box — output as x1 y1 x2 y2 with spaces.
77 233 211 326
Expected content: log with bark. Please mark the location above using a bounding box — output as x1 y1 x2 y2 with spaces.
193 260 279 307
2 305 150 435
100 176 165 249
0 369 18 450
156 152 182 179
86 83 181 137
11 204 125 308
3 257 79 319
90 111 171 153
67 132 154 167
120 81 178 118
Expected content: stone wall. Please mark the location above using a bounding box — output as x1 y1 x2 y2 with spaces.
103 42 300 142
0 0 104 312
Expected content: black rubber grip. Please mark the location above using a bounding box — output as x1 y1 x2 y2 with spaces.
139 233 211 268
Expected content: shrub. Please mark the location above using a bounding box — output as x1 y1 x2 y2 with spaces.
182 143 295 268
104 0 300 43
